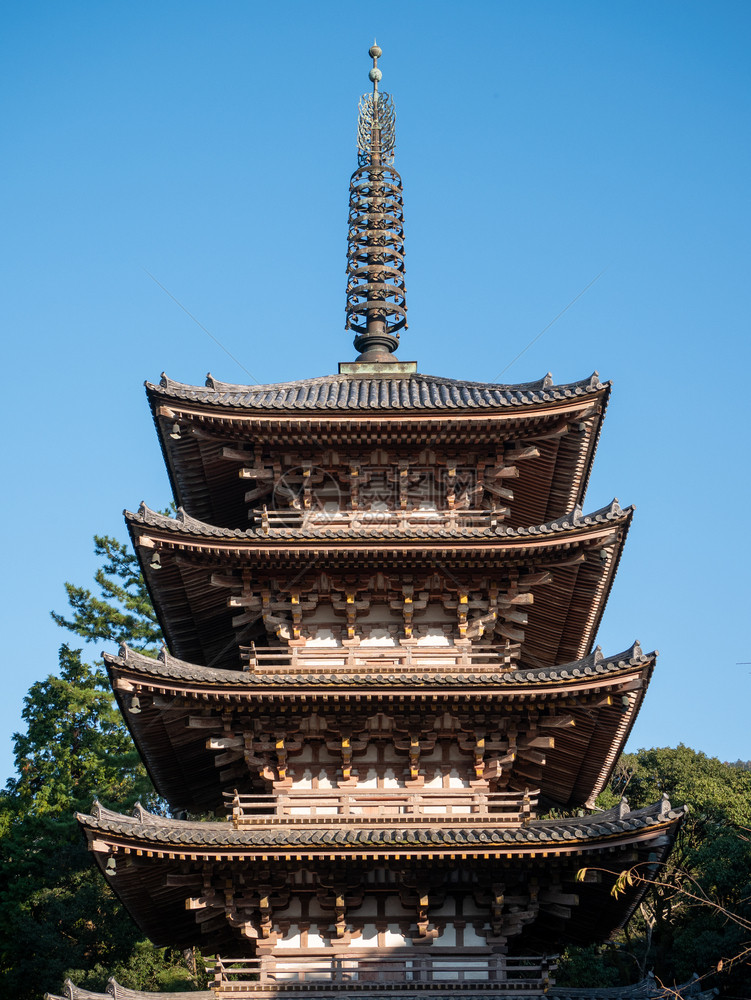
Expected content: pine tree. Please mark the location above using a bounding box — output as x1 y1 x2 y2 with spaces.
0 534 203 998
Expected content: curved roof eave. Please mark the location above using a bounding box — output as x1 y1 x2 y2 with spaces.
107 640 652 692
146 370 610 414
126 497 632 545
79 795 683 854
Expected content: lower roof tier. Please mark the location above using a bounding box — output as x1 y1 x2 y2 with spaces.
128 501 631 671
50 974 719 1000
109 642 653 813
78 797 682 955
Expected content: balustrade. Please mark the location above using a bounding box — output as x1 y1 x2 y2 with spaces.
240 644 518 674
250 506 508 534
209 952 557 993
225 787 538 826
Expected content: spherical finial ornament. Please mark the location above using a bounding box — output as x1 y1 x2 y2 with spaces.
369 67 382 83
369 44 382 59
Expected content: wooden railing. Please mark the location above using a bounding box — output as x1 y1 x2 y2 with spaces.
249 507 508 534
240 644 519 675
224 787 538 826
209 952 557 993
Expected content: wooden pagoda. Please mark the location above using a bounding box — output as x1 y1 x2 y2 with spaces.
50 45 707 1000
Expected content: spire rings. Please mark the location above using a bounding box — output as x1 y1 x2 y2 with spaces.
345 299 407 337
345 46 407 359
345 163 407 338
347 265 406 285
348 200 404 228
349 168 404 200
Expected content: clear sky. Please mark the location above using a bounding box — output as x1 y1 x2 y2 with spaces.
2 2 750 783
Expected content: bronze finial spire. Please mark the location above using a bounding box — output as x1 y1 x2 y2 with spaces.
344 43 408 365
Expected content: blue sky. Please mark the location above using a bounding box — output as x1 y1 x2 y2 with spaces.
2 1 750 782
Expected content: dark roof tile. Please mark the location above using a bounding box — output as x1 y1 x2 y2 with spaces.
79 796 682 851
107 641 653 691
148 371 607 413
127 498 631 544
53 974 718 1000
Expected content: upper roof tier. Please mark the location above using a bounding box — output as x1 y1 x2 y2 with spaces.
147 371 610 530
151 370 606 411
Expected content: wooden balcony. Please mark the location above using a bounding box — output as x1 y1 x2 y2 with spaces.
249 507 509 535
209 952 557 995
224 787 538 827
240 644 520 675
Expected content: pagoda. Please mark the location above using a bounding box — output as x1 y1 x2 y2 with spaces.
51 46 705 1000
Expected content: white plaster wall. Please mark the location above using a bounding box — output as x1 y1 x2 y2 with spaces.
433 924 456 947
431 899 456 917
274 927 302 949
463 923 489 946
383 925 408 947
415 627 451 647
358 924 379 947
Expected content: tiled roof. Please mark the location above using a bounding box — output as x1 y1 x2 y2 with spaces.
79 797 683 850
551 976 717 1000
147 370 607 412
127 498 631 543
108 641 653 690
49 983 208 1000
48 974 717 1000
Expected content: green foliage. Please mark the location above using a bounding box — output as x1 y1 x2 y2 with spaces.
10 644 153 818
607 743 751 829
0 534 202 998
0 646 156 997
108 941 208 992
565 745 751 993
0 823 141 998
51 534 161 651
556 943 622 987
